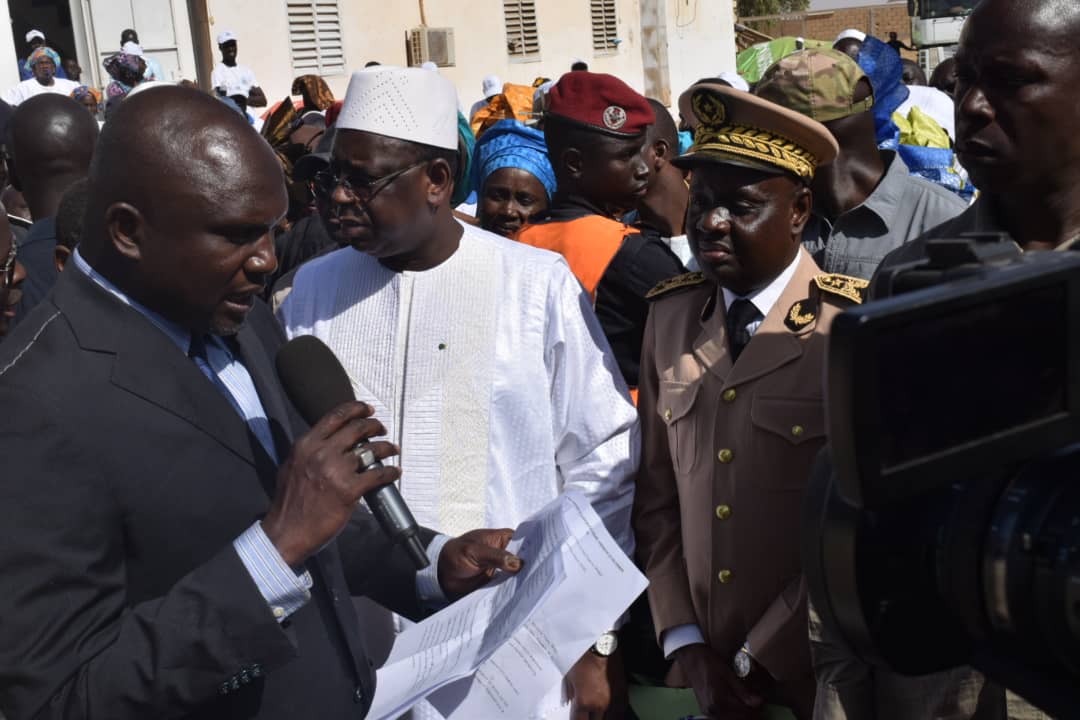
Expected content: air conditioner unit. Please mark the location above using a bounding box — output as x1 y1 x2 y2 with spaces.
408 27 455 67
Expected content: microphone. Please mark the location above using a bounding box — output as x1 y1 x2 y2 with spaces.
276 335 430 569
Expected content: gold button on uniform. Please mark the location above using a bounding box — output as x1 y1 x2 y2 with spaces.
722 389 737 403
717 448 734 464
718 569 733 584
791 425 805 438
715 504 732 520
664 409 673 422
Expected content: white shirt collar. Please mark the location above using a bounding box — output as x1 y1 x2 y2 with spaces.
721 250 803 318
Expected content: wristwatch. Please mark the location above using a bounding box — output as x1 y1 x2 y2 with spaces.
733 644 754 679
591 630 619 657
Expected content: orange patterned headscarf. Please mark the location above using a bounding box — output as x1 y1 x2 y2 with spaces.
290 75 335 111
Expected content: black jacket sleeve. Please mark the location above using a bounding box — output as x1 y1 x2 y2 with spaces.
336 509 438 621
595 233 686 387
0 385 298 720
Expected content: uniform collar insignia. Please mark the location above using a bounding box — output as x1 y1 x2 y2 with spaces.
785 300 816 331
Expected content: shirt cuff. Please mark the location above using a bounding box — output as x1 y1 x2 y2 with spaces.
662 623 707 659
416 533 451 609
234 522 313 623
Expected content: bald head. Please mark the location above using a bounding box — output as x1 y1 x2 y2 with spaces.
83 86 281 257
82 85 286 334
970 0 1080 46
8 93 98 219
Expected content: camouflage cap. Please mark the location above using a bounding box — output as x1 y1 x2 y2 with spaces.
754 48 874 124
674 82 838 181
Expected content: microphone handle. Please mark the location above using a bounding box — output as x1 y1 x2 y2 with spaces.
357 447 431 570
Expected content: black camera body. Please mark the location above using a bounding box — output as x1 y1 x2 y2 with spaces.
806 235 1080 717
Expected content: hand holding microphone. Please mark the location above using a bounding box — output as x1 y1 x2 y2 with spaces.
270 335 429 569
260 398 403 569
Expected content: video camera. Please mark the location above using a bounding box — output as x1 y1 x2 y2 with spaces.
805 234 1080 718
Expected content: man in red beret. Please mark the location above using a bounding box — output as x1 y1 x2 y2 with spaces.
515 72 685 400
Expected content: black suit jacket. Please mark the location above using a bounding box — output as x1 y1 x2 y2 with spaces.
0 267 433 719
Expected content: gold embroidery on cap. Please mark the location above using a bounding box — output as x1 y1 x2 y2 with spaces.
691 124 818 181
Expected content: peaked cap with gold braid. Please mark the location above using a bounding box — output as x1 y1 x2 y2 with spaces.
673 82 838 181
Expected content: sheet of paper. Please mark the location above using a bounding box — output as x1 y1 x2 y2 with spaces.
429 491 649 718
367 489 647 720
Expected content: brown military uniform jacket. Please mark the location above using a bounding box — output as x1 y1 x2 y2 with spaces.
634 248 863 693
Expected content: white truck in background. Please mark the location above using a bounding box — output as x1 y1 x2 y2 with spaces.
907 0 980 74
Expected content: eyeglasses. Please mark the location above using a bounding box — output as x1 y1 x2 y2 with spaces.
1 235 17 289
312 160 429 204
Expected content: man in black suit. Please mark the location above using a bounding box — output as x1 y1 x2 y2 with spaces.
0 86 520 720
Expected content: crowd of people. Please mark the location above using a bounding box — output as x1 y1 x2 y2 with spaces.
0 0 1072 718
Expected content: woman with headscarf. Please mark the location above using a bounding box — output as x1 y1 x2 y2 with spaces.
70 85 102 120
102 49 146 118
2 48 79 106
291 74 335 117
471 119 556 238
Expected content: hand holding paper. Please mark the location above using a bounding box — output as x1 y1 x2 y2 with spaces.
368 490 648 720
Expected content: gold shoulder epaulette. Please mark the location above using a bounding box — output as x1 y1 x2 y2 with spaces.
646 272 706 300
813 273 869 305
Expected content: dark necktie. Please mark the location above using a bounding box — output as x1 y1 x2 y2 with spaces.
726 298 763 362
188 334 244 417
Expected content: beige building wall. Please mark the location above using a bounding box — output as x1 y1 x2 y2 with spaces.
204 0 298 104
662 0 737 103
803 3 916 59
203 0 648 111
0 0 734 115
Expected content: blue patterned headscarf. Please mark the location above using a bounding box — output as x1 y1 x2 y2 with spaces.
856 36 910 149
24 46 61 76
472 119 557 200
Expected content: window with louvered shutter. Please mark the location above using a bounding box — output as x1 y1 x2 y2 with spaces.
504 0 540 60
590 0 618 53
287 0 346 76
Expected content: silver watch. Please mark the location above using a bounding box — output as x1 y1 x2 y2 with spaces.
591 630 618 657
733 645 753 678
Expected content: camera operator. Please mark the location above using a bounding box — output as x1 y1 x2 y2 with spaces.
876 0 1080 278
810 1 1071 718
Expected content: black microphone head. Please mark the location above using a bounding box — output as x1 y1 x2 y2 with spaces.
276 335 356 426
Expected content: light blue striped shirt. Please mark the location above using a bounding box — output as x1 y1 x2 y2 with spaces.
72 250 312 621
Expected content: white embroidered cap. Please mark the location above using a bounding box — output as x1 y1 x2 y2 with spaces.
835 28 866 43
25 29 45 43
336 66 459 151
217 30 238 45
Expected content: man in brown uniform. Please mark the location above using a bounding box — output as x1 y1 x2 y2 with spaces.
634 81 866 719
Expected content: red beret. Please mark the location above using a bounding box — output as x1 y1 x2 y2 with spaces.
546 72 655 137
